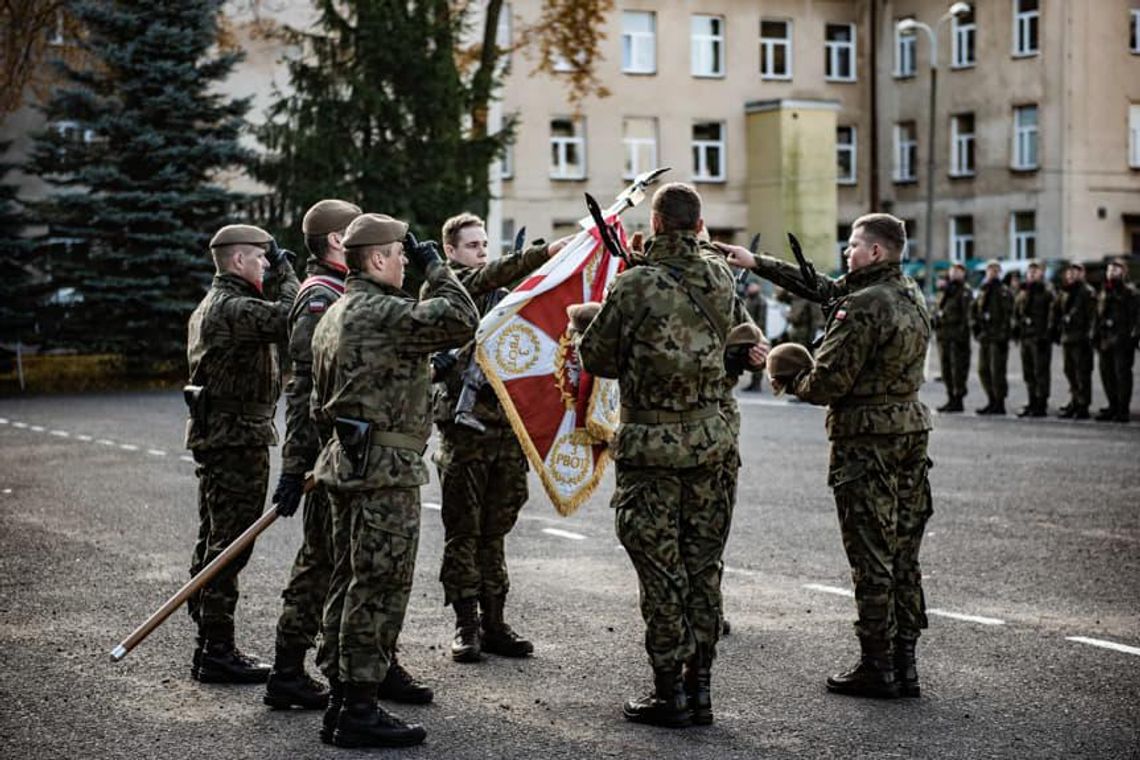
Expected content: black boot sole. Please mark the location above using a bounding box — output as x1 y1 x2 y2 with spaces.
825 681 902 699
691 708 713 725
900 683 921 698
332 728 426 748
450 647 482 663
193 667 270 685
622 707 693 728
263 692 328 710
376 687 434 705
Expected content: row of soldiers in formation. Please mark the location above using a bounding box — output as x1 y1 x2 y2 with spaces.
182 186 934 749
933 258 1139 421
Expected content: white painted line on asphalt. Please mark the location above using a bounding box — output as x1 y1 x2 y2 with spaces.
179 455 195 463
724 565 760 577
1066 636 1140 657
2 488 11 494
804 583 855 598
30 425 45 432
928 609 1005 626
97 439 116 446
147 449 167 457
0 417 8 424
118 443 139 451
12 422 27 428
423 501 441 510
76 435 93 442
542 528 586 541
50 430 70 437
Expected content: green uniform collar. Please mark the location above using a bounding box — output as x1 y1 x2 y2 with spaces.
644 232 701 264
213 272 263 298
346 273 409 298
844 260 902 289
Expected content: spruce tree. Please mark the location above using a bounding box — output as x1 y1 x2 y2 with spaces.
0 141 39 343
26 0 252 358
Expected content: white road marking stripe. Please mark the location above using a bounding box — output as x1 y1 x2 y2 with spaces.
422 501 441 510
542 528 586 541
12 422 27 428
147 449 166 457
119 444 138 451
0 418 8 424
803 583 855 598
179 455 195 463
76 435 93 442
1066 636 1140 657
97 439 116 446
1 488 11 494
928 609 1005 626
30 425 44 432
724 565 760 577
50 430 70 437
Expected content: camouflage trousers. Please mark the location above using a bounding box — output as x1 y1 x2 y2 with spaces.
1020 338 1052 401
274 486 334 651
317 487 420 684
937 336 971 399
435 424 528 606
828 433 932 643
613 462 733 670
977 339 1009 402
1062 340 1094 408
187 446 268 640
1098 344 1135 413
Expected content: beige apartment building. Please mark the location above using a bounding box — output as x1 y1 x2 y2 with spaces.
493 0 1140 272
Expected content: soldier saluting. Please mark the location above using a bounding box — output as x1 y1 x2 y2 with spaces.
184 224 299 683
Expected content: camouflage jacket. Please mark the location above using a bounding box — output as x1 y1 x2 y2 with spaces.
793 261 933 440
751 253 849 305
1052 282 1096 345
281 258 349 475
185 264 300 451
310 262 478 491
1095 280 1140 351
428 243 549 427
971 280 1014 343
1012 281 1054 342
580 233 746 468
934 280 973 341
786 297 823 344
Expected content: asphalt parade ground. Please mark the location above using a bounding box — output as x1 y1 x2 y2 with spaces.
0 351 1137 759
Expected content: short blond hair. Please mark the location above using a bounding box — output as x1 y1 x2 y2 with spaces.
442 212 485 250
853 213 907 260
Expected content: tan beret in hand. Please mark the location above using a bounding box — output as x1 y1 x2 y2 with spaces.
726 323 765 347
302 199 363 235
566 301 602 334
766 342 814 395
343 213 409 248
209 224 272 248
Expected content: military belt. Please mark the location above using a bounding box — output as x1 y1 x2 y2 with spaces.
371 430 430 455
834 392 918 408
620 405 719 424
210 399 275 418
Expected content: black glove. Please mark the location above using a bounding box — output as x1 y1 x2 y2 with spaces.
404 231 442 270
430 351 459 381
267 239 295 268
273 472 305 517
724 344 753 379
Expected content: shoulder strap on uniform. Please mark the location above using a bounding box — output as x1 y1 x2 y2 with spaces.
662 266 729 344
299 274 346 297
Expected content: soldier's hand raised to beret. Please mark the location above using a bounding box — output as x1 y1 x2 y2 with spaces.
406 237 443 270
266 239 295 268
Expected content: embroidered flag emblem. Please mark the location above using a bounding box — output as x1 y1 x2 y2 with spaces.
834 309 847 321
308 299 327 314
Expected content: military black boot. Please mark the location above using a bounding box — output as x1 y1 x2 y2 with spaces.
450 598 482 663
193 640 271 684
1095 406 1118 422
1030 397 1048 417
825 639 901 699
623 665 692 728
683 647 713 725
893 638 920 697
991 400 1006 415
264 645 329 709
480 593 534 658
320 678 343 745
1057 403 1075 418
332 682 426 749
1016 401 1035 417
936 398 958 413
975 398 995 415
1073 405 1090 420
376 656 434 704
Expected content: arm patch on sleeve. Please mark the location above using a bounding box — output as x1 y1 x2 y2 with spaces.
307 299 328 314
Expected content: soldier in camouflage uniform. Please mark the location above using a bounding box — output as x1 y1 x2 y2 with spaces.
933 262 972 412
427 213 564 663
1093 259 1139 422
783 291 823 349
971 260 1015 415
1053 263 1097 419
1012 261 1054 417
579 183 751 728
309 213 477 748
184 224 299 683
728 213 933 700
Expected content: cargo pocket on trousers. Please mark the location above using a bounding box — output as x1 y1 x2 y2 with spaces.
828 461 867 526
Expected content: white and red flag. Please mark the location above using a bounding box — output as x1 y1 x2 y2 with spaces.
475 216 626 515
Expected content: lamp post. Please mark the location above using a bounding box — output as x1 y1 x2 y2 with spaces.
897 2 970 297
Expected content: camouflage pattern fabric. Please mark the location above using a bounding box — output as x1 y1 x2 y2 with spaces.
786 295 823 346
580 232 742 668
1013 281 1054 402
434 424 529 605
187 446 269 640
275 485 335 651
935 280 973 400
1053 282 1097 407
1095 280 1139 413
791 260 933 645
427 244 548 606
320 487 421 684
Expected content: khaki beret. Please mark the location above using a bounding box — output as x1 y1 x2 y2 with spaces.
984 259 1001 269
726 323 764 347
343 213 408 248
567 301 601 333
302 199 362 236
766 342 814 379
209 224 272 248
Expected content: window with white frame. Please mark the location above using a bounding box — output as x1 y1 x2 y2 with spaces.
1010 211 1036 259
1013 0 1039 56
1132 9 1140 53
692 122 725 182
950 113 976 177
894 122 917 182
623 117 658 180
949 215 974 262
1012 105 1039 170
691 15 725 77
622 11 656 74
499 141 514 180
952 8 976 67
895 18 916 77
1130 104 1140 168
825 24 856 81
903 218 918 259
550 118 585 179
837 223 852 269
760 20 792 79
836 126 857 184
